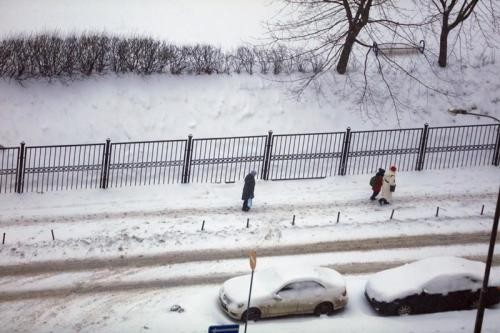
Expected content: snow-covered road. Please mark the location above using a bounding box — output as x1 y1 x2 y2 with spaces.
0 167 499 332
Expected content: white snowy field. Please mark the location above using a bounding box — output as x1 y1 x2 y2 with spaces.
1 167 499 265
1 1 500 147
0 167 498 333
1 1 500 332
1 72 500 147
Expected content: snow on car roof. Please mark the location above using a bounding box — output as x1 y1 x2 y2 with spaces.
365 256 488 303
256 265 345 289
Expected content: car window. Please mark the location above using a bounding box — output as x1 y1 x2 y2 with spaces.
278 281 325 295
423 275 475 295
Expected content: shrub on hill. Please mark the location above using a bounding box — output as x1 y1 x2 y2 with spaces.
0 33 322 80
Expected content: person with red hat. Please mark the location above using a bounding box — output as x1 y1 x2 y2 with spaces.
379 165 397 205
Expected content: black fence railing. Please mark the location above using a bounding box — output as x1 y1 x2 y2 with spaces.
1 123 499 194
268 131 345 180
22 143 106 193
107 139 186 188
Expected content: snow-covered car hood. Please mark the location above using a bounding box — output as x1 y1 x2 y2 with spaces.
221 273 272 304
365 256 493 303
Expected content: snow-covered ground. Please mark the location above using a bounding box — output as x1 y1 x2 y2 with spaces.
1 167 499 265
1 275 499 333
1 1 499 146
0 167 499 332
1 1 500 332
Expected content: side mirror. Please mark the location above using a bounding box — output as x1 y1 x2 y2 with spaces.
273 294 282 301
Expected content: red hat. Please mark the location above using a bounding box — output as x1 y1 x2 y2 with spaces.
390 165 397 172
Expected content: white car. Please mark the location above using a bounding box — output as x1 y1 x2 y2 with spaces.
219 266 348 321
365 256 500 316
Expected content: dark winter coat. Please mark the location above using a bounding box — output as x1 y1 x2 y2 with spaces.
372 171 384 192
242 173 256 200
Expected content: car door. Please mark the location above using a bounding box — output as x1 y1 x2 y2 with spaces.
294 281 327 314
423 275 479 312
267 282 301 317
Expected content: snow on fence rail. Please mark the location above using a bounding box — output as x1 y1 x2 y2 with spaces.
1 123 499 194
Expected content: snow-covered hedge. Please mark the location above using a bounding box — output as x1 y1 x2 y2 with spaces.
0 33 324 80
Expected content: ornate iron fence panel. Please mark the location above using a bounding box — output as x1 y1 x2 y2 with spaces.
0 147 19 193
23 144 105 192
268 132 345 180
108 140 186 187
189 136 267 183
346 128 423 175
423 124 499 169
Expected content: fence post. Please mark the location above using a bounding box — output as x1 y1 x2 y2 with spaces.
261 130 273 180
493 124 500 166
182 134 193 184
15 141 26 193
338 127 351 176
416 123 429 171
100 138 111 189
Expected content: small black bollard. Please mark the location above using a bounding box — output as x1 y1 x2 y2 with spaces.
390 209 395 220
2 232 5 245
435 206 440 217
51 229 55 241
292 215 295 226
481 204 484 215
336 211 340 224
246 218 250 228
201 220 205 231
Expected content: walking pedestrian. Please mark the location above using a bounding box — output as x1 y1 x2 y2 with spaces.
379 165 396 205
370 168 385 200
242 170 257 211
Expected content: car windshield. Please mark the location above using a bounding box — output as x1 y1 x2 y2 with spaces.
254 269 283 291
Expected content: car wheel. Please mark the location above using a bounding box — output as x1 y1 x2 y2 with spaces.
396 304 412 316
314 302 334 316
242 307 261 322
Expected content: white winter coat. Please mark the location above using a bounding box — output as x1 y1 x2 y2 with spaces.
380 169 396 202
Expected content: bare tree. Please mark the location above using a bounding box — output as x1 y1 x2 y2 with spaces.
430 0 480 67
268 0 403 75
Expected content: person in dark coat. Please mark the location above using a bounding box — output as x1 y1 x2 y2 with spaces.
370 168 385 200
242 170 256 211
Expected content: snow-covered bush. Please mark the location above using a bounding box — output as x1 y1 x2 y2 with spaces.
0 33 324 80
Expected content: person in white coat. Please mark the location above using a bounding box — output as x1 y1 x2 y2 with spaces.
379 165 397 205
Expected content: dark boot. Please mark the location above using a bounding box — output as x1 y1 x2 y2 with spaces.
242 199 250 211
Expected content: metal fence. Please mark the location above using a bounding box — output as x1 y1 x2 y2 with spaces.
423 124 499 170
189 135 268 183
1 123 499 194
346 128 423 175
106 139 186 188
0 147 19 193
268 132 345 180
22 143 106 193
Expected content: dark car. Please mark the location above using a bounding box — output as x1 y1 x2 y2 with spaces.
364 256 500 316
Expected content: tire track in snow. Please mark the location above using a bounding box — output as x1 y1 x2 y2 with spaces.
0 255 499 302
0 231 495 277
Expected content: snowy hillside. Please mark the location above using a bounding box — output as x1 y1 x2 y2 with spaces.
1 0 499 146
